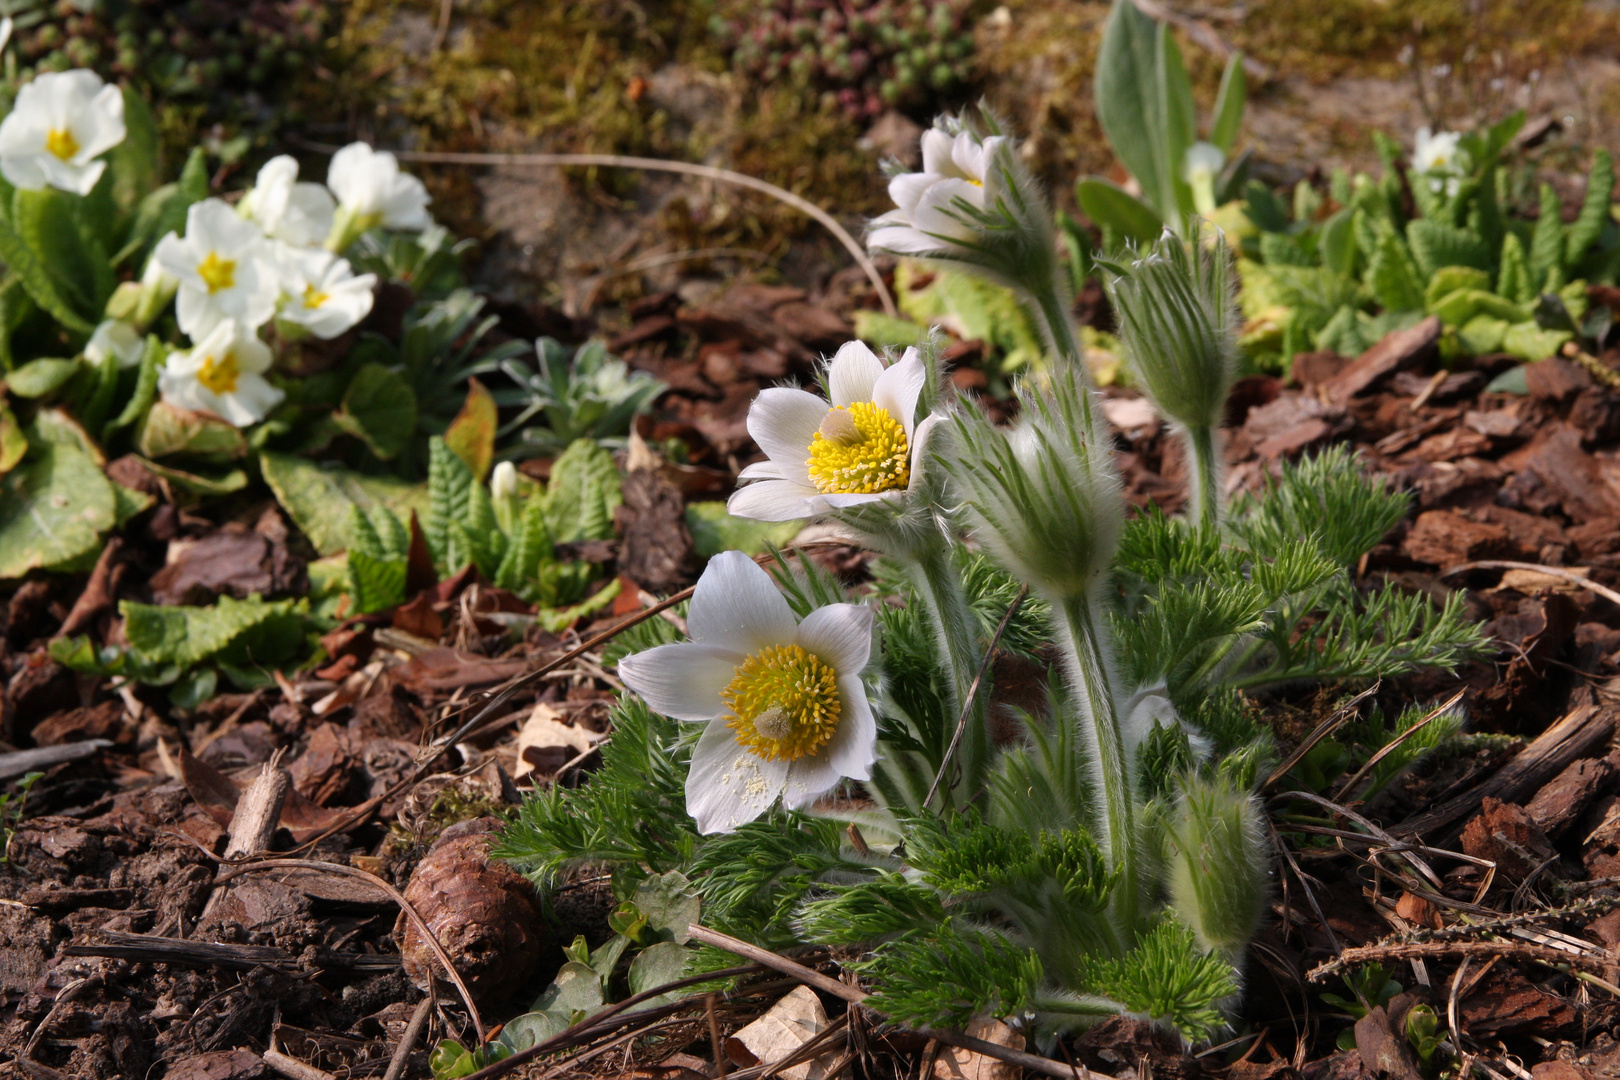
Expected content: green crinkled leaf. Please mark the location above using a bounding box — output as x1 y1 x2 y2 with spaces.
1458 314 1510 355
107 86 161 217
536 577 622 633
685 501 802 558
335 362 417 460
0 441 116 578
0 201 93 334
1368 230 1426 313
121 594 307 669
1501 320 1571 362
1529 183 1565 290
14 187 112 322
1094 0 1169 222
426 436 476 567
137 400 247 459
633 871 702 944
1406 218 1492 279
136 456 248 497
260 451 429 556
544 438 622 544
1429 288 1530 329
348 549 407 614
1567 149 1613 265
1424 266 1491 310
627 941 690 1003
4 357 81 398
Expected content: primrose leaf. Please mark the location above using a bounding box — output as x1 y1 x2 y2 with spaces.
627 940 690 1003
260 451 428 555
121 595 308 669
137 400 247 460
444 377 497 482
633 871 702 944
335 362 417 460
0 441 116 578
543 438 622 543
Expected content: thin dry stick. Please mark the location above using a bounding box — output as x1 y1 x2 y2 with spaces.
293 584 697 850
685 925 1104 1080
1331 689 1466 802
1263 683 1378 791
1267 819 1341 954
1308 939 1619 982
214 856 487 1045
299 144 897 318
263 1048 336 1080
707 992 729 1078
925 583 1029 809
1440 560 1620 609
199 753 292 925
383 995 434 1080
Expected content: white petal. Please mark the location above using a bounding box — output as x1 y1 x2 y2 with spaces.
794 603 873 675
616 642 742 722
819 491 895 509
686 718 787 834
781 751 840 810
887 171 938 216
911 180 984 241
871 346 925 437
919 129 954 175
747 386 825 476
686 549 799 655
906 413 945 495
868 223 952 257
737 460 788 480
727 480 821 522
827 340 884 407
950 131 984 180
827 675 878 780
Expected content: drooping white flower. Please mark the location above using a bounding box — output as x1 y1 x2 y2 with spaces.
617 551 877 834
326 142 431 244
239 155 336 247
158 319 283 427
869 127 1009 257
727 341 938 523
1183 141 1225 217
0 70 126 196
153 199 279 338
84 319 144 369
272 245 377 339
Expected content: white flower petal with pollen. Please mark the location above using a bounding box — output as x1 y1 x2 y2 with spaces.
746 386 825 480
726 479 821 522
870 346 924 439
827 676 878 780
614 642 742 722
686 718 788 834
795 603 874 675
827 340 885 407
685 550 799 655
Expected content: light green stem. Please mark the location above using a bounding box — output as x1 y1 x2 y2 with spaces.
1184 424 1223 530
1056 593 1138 933
905 533 991 810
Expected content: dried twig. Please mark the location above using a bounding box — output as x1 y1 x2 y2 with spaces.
1440 559 1620 608
263 1048 336 1080
1331 689 1465 802
383 995 434 1080
924 584 1028 810
1308 939 1619 982
1263 684 1378 791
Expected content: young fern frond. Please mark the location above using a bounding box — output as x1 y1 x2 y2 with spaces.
1073 920 1237 1043
795 873 948 945
857 921 1045 1029
1229 444 1407 568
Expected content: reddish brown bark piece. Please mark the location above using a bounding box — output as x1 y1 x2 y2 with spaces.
1402 509 1523 568
1524 757 1613 835
1525 426 1620 521
1524 357 1593 402
1458 969 1578 1036
149 524 305 606
1241 393 1351 459
396 825 544 1003
31 699 131 747
1323 316 1441 403
165 1050 270 1080
1352 1001 1424 1080
1459 797 1556 880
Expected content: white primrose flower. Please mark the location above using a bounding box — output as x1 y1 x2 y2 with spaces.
727 341 938 522
240 155 336 247
0 69 126 196
158 319 283 427
154 200 279 338
273 245 377 339
617 551 877 834
327 142 431 234
869 127 1009 256
84 319 143 369
1414 126 1464 194
1183 141 1225 217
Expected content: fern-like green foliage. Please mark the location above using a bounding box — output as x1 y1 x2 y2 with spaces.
857 922 1046 1030
345 435 620 612
1074 920 1237 1041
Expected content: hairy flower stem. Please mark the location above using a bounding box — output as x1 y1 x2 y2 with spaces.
1185 424 1223 529
1029 285 1086 377
1055 593 1139 933
904 534 991 810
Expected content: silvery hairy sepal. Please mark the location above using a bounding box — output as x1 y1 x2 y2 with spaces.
1164 773 1269 963
941 365 1122 605
1102 224 1238 436
868 113 1061 308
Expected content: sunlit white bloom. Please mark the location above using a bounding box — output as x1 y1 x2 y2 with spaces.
0 70 125 195
617 551 876 834
273 245 376 339
1413 127 1462 175
153 199 279 338
869 127 1009 256
240 155 336 247
84 319 144 369
727 341 938 522
326 142 431 243
158 319 282 427
491 460 519 501
0 18 14 55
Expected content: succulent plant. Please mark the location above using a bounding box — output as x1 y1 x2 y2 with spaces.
711 0 976 120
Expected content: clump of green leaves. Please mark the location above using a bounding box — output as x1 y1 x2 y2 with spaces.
1 771 43 863
496 337 664 457
1237 114 1618 370
346 436 622 623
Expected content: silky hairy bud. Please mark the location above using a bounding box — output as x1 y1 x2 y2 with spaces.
943 366 1122 604
1165 773 1268 961
1104 225 1238 435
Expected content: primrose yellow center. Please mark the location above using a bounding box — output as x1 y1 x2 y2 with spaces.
722 643 841 762
196 350 240 395
45 128 78 161
302 284 329 309
197 252 236 294
804 401 910 495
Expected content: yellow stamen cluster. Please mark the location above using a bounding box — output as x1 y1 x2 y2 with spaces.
722 643 841 762
197 350 240 395
302 284 330 309
197 252 236 294
45 128 79 161
805 401 910 495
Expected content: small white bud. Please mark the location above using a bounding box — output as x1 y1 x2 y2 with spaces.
491 460 519 502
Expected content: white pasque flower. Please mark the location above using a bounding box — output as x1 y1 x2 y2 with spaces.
153 199 280 338
0 70 126 196
273 245 377 339
84 319 144 369
327 142 431 232
240 155 336 247
617 551 877 834
869 127 1009 256
727 341 937 522
158 319 284 427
